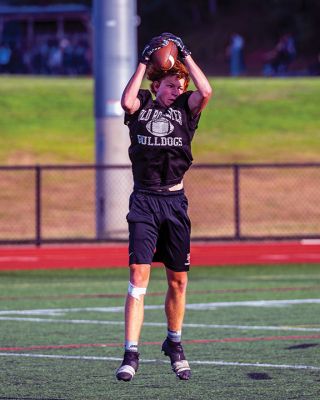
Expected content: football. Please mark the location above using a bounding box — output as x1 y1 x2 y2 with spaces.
151 41 178 71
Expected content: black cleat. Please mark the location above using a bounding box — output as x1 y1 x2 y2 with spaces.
116 351 139 382
162 338 191 380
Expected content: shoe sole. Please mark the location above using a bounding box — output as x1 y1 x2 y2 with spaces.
116 376 132 382
162 344 191 380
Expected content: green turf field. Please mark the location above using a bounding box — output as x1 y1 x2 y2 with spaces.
0 76 319 164
0 264 319 399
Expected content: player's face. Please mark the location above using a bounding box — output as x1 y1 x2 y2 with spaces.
154 76 186 107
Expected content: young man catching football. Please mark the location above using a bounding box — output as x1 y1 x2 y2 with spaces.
116 32 212 382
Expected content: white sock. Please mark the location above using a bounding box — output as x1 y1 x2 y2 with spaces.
167 329 181 343
125 340 138 352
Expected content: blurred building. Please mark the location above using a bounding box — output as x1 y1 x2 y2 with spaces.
0 3 92 74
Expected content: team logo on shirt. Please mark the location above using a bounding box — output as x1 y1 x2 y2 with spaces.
137 107 184 147
146 117 174 137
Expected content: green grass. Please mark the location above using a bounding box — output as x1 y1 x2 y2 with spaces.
0 264 320 399
0 76 94 164
196 78 320 163
0 76 319 165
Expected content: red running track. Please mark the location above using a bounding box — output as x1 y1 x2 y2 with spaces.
0 241 319 270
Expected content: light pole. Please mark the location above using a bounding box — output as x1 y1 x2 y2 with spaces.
93 0 138 239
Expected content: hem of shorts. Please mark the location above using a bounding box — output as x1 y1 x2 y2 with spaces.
164 263 190 272
128 260 190 271
128 260 152 266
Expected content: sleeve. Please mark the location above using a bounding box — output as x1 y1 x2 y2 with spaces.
174 91 192 110
124 89 152 126
174 91 201 131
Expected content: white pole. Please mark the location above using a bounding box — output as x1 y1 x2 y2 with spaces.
93 0 137 239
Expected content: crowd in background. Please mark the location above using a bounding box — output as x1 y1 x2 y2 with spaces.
225 32 320 77
0 32 319 77
0 37 91 75
262 33 297 76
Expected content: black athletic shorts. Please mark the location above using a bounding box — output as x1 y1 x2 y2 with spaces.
126 189 191 272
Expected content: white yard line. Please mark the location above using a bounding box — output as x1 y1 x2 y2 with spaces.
0 316 320 332
0 352 319 371
1 298 320 316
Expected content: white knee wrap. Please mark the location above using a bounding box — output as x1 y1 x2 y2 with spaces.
128 282 147 300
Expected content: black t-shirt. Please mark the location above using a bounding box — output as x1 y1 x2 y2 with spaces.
124 89 201 190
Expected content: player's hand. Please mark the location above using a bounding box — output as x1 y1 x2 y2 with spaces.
140 36 169 64
161 32 191 59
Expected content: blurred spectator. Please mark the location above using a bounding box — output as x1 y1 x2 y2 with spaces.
22 46 33 74
47 40 63 75
32 40 50 74
61 38 75 75
0 42 11 73
73 40 91 75
307 52 320 76
0 37 92 76
263 33 296 76
226 33 245 76
9 44 25 74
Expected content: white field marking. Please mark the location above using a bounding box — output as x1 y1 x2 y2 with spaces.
1 299 320 316
261 255 290 261
0 256 38 263
301 239 320 245
0 352 319 371
1 316 320 333
248 274 320 281
0 317 123 325
184 299 320 310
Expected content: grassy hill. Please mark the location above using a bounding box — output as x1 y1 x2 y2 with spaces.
0 76 319 165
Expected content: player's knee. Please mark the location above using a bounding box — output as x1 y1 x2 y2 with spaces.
168 276 188 294
128 281 147 301
129 264 150 288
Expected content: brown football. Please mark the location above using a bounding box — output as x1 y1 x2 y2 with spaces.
151 41 178 71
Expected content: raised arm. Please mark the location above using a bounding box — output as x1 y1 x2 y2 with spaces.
121 62 146 115
161 32 213 116
184 55 212 116
121 36 169 115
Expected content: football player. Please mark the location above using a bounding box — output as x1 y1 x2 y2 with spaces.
116 32 212 381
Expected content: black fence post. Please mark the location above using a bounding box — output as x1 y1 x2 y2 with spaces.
35 165 42 246
233 164 241 239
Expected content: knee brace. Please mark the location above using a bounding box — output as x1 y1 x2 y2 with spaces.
128 282 147 300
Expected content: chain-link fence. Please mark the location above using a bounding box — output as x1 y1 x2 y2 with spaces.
0 163 319 245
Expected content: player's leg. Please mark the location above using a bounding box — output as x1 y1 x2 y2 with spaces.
162 268 191 380
165 269 188 332
116 190 157 381
116 263 150 382
159 193 191 379
162 192 190 333
125 263 151 345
